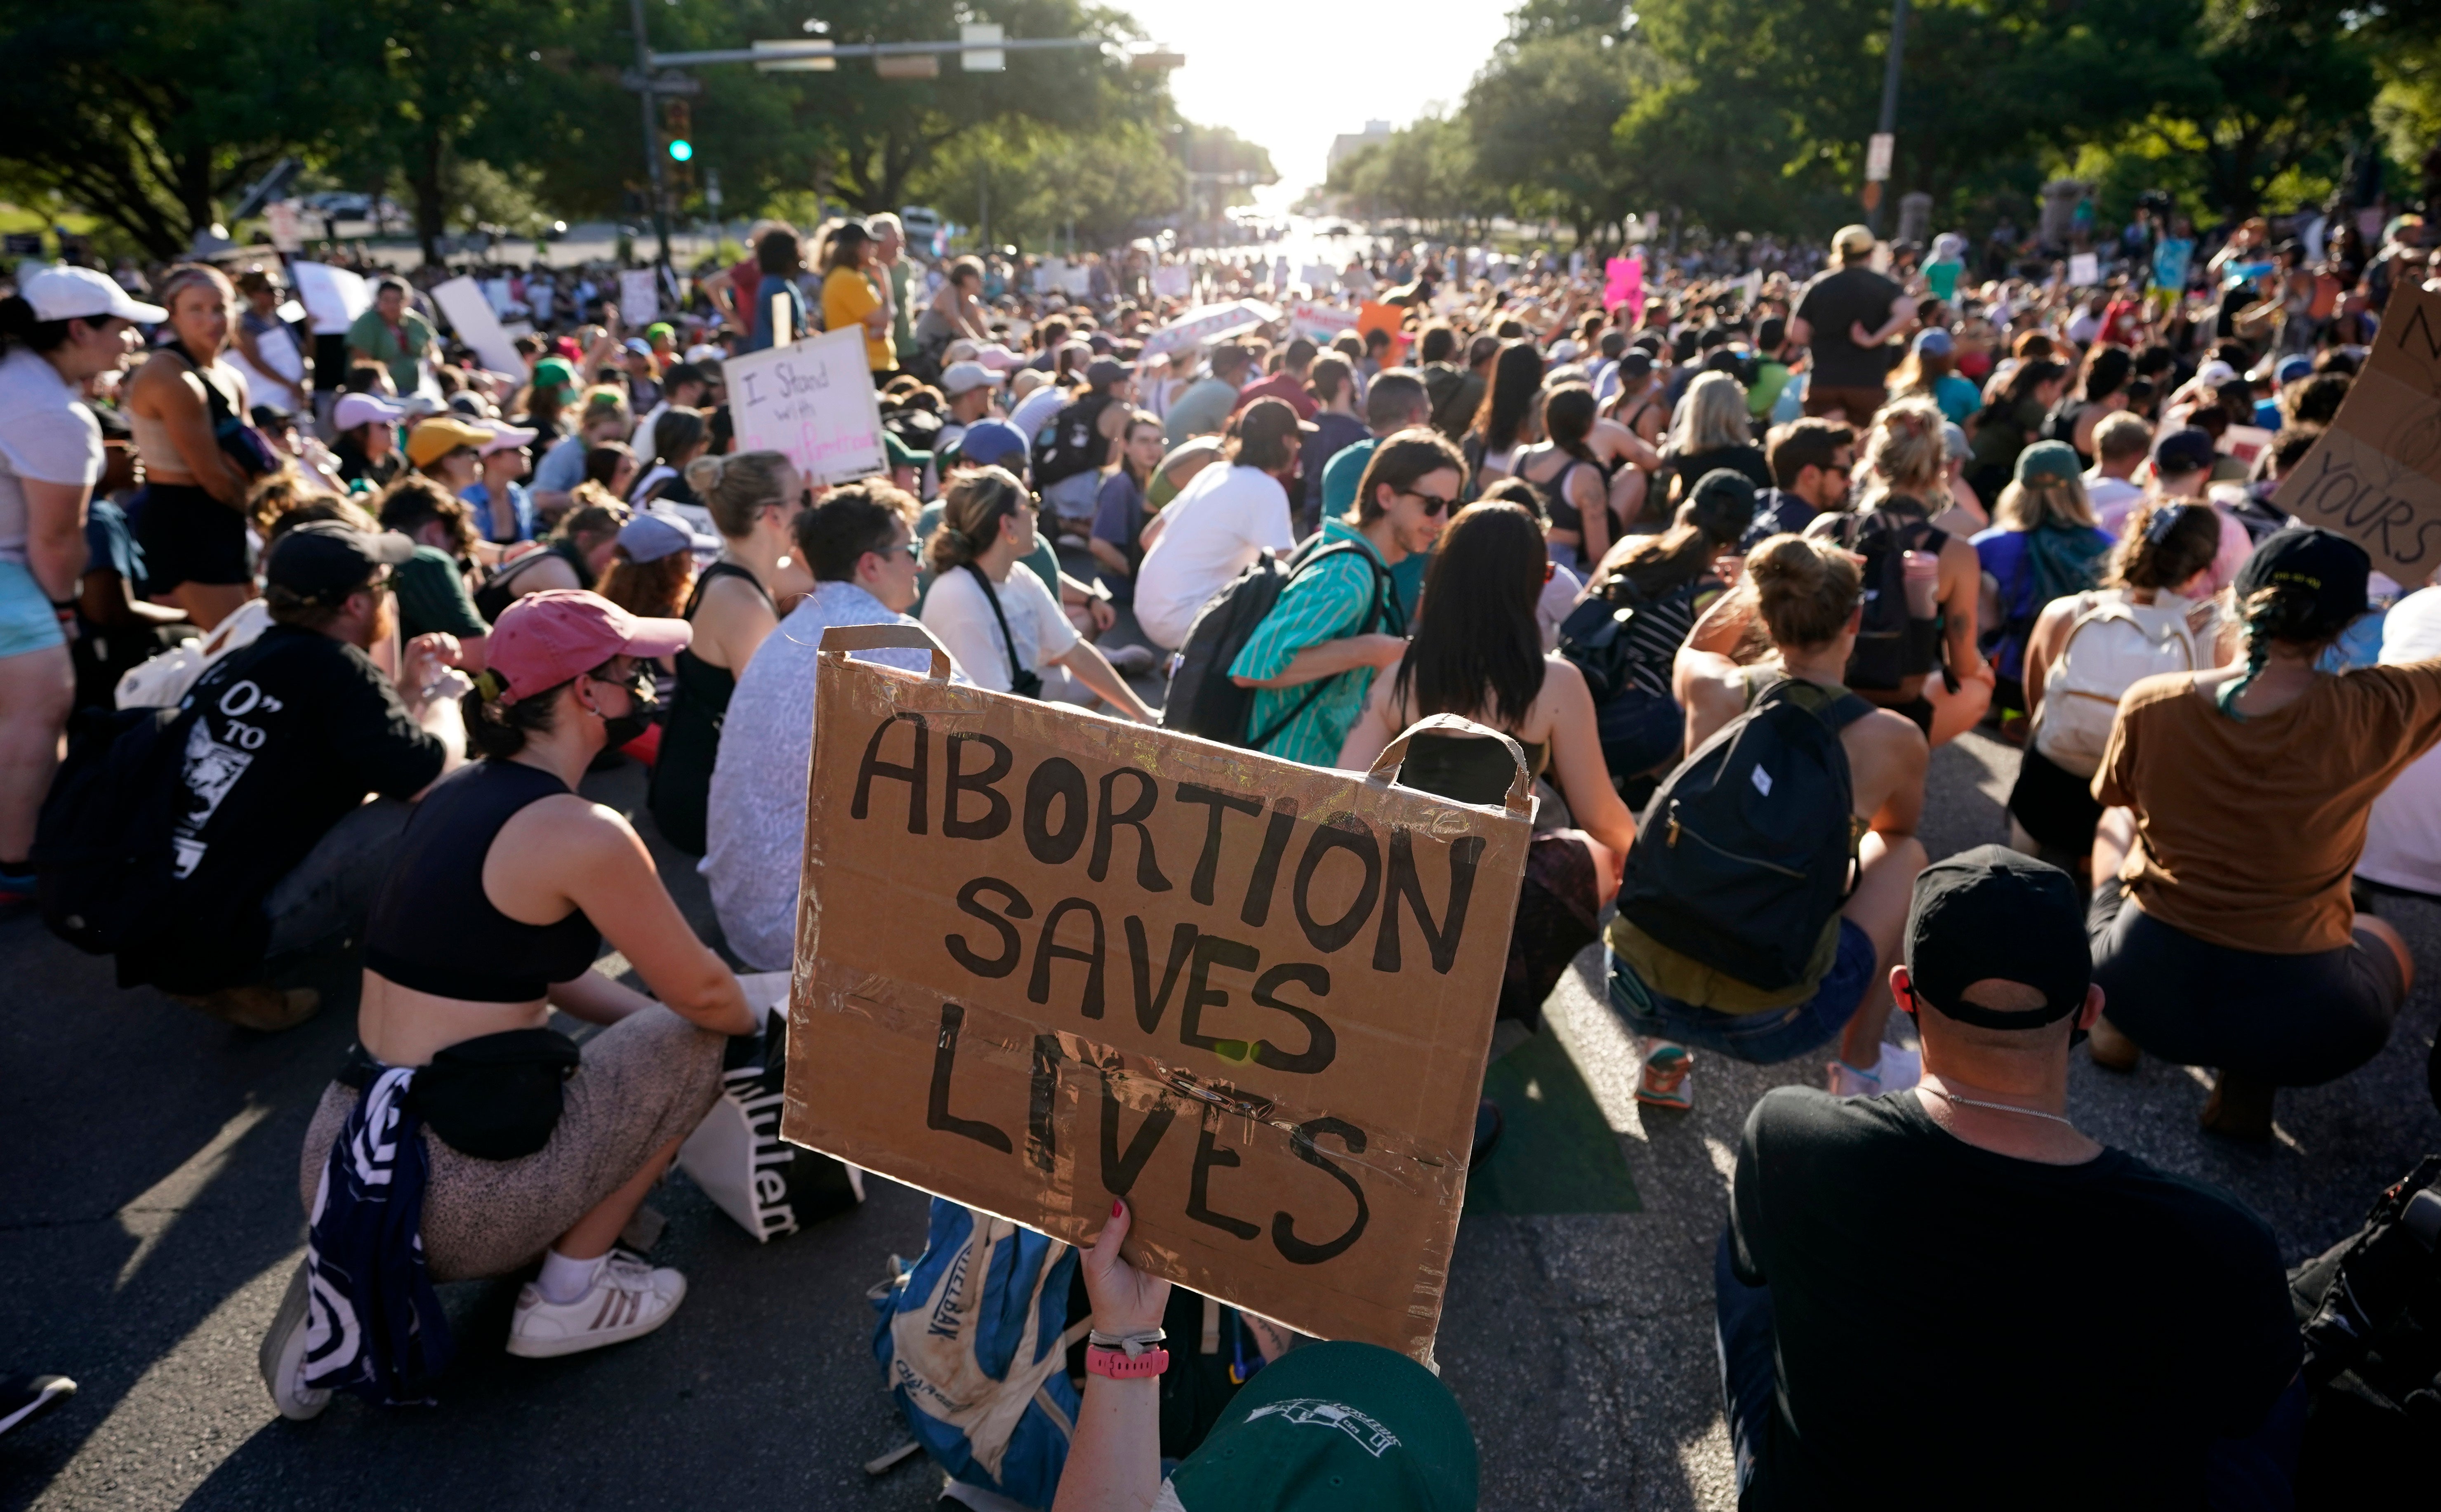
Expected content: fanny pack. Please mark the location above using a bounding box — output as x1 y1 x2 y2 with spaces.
339 1029 581 1161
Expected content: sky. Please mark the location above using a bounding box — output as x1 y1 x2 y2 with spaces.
1114 0 1515 210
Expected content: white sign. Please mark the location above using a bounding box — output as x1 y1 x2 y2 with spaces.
430 276 528 379
619 268 661 325
2067 252 2101 287
1288 300 1359 343
1299 264 1336 294
1137 299 1279 361
960 21 1004 71
1151 264 1192 299
726 325 888 485
1866 132 1894 183
265 200 304 254
290 261 370 337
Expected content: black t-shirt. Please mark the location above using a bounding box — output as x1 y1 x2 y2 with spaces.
1656 443 1772 505
127 624 445 991
1731 1087 2298 1510
1793 265 1905 389
1738 487 1822 551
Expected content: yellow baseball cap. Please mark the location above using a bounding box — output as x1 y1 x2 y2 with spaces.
405 416 494 468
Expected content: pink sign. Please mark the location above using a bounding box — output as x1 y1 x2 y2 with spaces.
1604 256 1645 316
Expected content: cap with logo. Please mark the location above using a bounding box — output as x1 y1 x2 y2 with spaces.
2234 527 2370 626
1901 845 2090 1030
264 521 417 607
486 589 691 705
1164 1342 1476 1512
21 265 168 326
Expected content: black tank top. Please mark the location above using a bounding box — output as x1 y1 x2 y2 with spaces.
365 761 601 1002
648 560 770 855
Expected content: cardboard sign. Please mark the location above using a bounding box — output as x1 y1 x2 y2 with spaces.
1151 264 1192 300
1357 301 1407 358
2271 284 2441 588
781 632 1528 1364
1603 256 1643 315
1138 300 1279 361
290 261 369 336
726 325 887 483
1288 300 1359 344
2067 252 2100 287
619 268 661 325
430 276 526 379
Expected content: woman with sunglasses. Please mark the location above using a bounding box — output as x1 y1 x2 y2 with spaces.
920 466 1153 719
1227 429 1460 766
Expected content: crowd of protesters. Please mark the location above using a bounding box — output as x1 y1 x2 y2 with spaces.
2 184 2439 1509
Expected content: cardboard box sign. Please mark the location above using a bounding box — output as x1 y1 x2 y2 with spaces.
782 626 1530 1364
2270 283 2441 588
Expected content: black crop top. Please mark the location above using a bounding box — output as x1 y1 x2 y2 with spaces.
365 760 602 1002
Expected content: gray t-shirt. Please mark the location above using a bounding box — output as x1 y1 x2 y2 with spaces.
0 347 103 565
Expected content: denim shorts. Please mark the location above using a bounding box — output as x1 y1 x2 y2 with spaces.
0 559 65 659
1607 918 1877 1064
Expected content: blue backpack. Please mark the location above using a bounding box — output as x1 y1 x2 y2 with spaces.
873 1200 1086 1508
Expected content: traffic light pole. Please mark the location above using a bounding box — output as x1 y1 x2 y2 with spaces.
630 0 674 277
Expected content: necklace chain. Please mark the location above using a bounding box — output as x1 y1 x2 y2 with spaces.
1919 1084 2077 1128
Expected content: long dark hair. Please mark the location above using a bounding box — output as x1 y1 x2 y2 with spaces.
1543 384 1597 466
1393 502 1547 727
1999 358 2068 409
1470 341 1543 453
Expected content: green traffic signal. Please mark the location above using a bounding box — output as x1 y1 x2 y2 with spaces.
668 139 694 163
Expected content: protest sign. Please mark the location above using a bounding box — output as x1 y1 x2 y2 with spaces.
726 325 887 484
618 268 661 325
430 276 526 379
1300 264 1336 294
1151 264 1192 300
1288 300 1359 344
2219 423 2274 471
2270 284 2441 588
265 200 304 254
290 261 368 337
781 630 1528 1363
1138 300 1278 362
1603 256 1644 316
2067 252 2100 287
1357 301 1407 358
2151 238 2195 293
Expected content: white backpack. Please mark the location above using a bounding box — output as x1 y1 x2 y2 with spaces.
2031 591 2202 777
113 597 273 710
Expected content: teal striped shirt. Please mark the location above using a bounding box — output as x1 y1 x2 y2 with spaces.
1229 518 1400 766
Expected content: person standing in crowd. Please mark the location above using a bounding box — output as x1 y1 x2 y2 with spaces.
1230 429 1457 765
1133 398 1303 653
1719 847 2302 1508
1886 327 1978 424
2085 528 2439 1139
646 451 803 856
706 482 935 973
742 228 809 356
1619 534 1931 1110
1162 343 1251 447
819 222 895 384
919 466 1153 718
1972 440 2115 725
868 213 915 366
262 591 760 1418
0 267 156 912
1086 412 1164 607
125 264 260 631
115 522 466 1029
227 269 308 417
345 277 436 399
1789 225 1909 424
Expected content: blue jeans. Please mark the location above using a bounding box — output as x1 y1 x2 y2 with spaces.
1607 919 1875 1064
1597 685 1683 778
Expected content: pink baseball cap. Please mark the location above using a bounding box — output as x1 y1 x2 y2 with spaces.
487 589 690 704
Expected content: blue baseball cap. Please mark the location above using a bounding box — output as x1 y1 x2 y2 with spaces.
953 418 1030 473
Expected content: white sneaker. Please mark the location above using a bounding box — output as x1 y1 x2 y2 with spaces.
258 1260 332 1420
506 1253 687 1359
1828 1043 1922 1098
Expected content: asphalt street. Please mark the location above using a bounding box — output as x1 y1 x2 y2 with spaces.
5 720 2437 1511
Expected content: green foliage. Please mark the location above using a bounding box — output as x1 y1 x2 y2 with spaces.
913 119 1188 249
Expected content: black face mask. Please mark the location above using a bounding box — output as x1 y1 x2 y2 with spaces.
595 671 659 749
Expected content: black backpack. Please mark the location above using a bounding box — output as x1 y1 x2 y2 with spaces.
32 703 187 957
1815 506 1945 691
1032 392 1114 490
2290 1156 2441 1506
1159 541 1391 748
1617 677 1873 991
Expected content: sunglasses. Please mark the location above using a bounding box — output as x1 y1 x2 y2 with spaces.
1401 488 1457 517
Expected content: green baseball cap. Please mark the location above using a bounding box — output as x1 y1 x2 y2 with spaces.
530 356 575 393
884 430 933 473
2014 439 2081 486
1165 1342 1477 1512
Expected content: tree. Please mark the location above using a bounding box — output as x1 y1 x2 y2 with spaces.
1465 27 1656 245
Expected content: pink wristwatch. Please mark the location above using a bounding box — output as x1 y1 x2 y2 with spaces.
1086 1345 1170 1379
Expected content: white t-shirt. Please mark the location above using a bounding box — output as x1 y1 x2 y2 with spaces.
1007 386 1065 449
2358 588 2441 895
1132 463 1296 651
2084 470 2144 532
0 347 103 565
921 560 1079 695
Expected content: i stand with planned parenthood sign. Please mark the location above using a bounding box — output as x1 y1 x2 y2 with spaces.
726 325 889 485
780 626 1531 1365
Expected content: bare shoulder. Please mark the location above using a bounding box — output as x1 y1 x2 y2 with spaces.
1851 704 1930 766
499 791 643 858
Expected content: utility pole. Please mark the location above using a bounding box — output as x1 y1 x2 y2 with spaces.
629 0 674 274
1865 0 1909 235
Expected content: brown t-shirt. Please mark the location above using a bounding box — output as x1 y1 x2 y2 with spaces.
2094 662 2441 952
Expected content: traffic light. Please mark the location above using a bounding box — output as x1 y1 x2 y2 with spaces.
662 98 693 165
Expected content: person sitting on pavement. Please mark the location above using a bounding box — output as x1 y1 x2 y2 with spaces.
706 481 936 974
1737 418 1854 549
2085 528 2437 1139
372 475 492 672
263 589 759 1420
1133 398 1308 654
1717 846 2303 1509
1614 533 1931 1111
1230 428 1455 765
115 521 466 1029
1971 440 2115 729
919 466 1155 719
470 485 627 621
1050 1198 1478 1512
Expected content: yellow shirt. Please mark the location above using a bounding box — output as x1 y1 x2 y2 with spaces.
822 266 894 373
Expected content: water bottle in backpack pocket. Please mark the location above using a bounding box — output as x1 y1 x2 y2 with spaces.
1820 507 1946 691
2029 592 2203 778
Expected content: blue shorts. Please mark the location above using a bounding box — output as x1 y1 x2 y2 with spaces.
0 559 66 659
1607 919 1877 1064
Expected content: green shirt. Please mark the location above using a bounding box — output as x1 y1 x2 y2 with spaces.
1230 517 1399 766
345 307 436 397
1321 438 1426 629
394 546 487 642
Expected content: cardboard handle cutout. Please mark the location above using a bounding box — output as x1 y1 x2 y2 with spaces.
1368 714 1535 818
818 622 954 682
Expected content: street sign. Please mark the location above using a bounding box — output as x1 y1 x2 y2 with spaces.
1866 132 1894 183
619 68 702 94
961 23 1005 72
751 40 835 72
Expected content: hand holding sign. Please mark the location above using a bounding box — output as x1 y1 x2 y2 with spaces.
2271 284 2441 588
